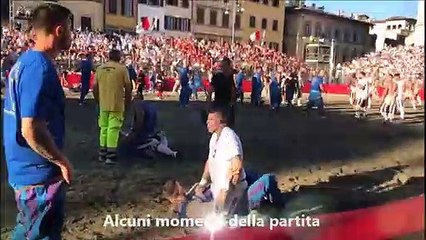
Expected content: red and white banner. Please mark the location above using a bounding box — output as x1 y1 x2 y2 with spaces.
249 30 261 42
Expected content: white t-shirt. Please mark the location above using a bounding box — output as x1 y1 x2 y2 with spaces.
208 127 246 199
356 78 370 100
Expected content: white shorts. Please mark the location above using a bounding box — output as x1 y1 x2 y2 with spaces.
384 95 395 106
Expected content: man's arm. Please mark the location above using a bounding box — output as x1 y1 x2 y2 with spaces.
123 67 132 111
21 119 65 164
93 71 99 102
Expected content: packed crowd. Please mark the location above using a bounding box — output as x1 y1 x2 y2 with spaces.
340 45 424 85
1 27 308 78
1 27 424 104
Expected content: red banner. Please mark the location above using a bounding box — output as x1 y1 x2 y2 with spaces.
170 195 424 240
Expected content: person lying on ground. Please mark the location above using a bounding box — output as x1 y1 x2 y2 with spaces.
119 92 178 158
162 170 286 220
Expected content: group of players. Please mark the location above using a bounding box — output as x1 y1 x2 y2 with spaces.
348 70 423 122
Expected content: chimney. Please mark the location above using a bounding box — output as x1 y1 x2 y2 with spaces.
312 3 316 8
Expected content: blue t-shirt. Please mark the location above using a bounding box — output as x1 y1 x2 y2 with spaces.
3 50 64 186
177 66 189 87
253 72 262 90
193 71 202 87
80 58 92 84
134 100 157 137
236 72 244 89
309 76 324 100
269 79 281 101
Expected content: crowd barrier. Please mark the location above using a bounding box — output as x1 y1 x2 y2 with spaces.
170 195 425 240
65 73 424 100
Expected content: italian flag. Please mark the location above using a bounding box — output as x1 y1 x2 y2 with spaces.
249 30 261 42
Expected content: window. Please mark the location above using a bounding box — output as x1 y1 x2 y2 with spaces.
166 0 178 6
235 15 241 29
352 48 357 58
324 27 331 38
334 29 340 41
304 22 311 36
272 0 279 7
387 25 391 30
272 20 278 31
392 25 396 29
269 42 279 50
344 30 350 42
398 24 402 29
182 0 189 8
139 0 162 6
164 16 191 32
222 12 229 27
121 0 133 17
314 22 321 37
224 0 229 3
263 0 269 5
261 18 267 29
352 31 357 43
249 16 256 28
197 7 205 24
81 16 92 31
210 10 217 25
108 0 117 14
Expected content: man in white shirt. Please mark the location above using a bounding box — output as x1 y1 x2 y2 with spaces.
355 72 370 119
196 107 247 216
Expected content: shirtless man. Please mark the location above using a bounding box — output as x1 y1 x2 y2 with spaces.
380 74 397 123
413 75 423 108
404 77 417 110
393 73 406 120
347 73 357 106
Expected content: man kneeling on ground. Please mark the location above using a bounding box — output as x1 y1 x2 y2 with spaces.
119 92 178 158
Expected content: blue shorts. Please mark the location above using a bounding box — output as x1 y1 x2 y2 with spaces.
11 179 66 240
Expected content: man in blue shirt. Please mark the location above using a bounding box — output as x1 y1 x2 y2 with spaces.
251 68 263 106
235 69 245 104
176 60 191 107
119 92 178 158
305 69 326 117
269 72 281 110
2 4 73 239
78 53 93 105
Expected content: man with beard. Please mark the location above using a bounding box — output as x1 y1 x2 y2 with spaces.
3 4 73 239
207 57 237 127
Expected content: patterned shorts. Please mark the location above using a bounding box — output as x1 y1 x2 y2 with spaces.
12 179 66 240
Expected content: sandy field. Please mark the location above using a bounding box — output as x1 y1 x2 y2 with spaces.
1 92 424 240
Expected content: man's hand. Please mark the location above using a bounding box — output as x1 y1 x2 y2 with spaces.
215 189 228 211
229 156 243 185
56 156 73 184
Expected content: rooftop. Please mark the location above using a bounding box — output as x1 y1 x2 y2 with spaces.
286 6 373 26
373 16 417 23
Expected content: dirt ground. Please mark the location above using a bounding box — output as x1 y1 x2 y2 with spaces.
1 92 424 240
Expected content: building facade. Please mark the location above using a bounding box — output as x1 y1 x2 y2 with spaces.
370 17 416 51
283 5 373 64
414 0 424 46
191 0 242 42
240 0 285 51
137 0 191 37
105 0 138 32
11 0 104 30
